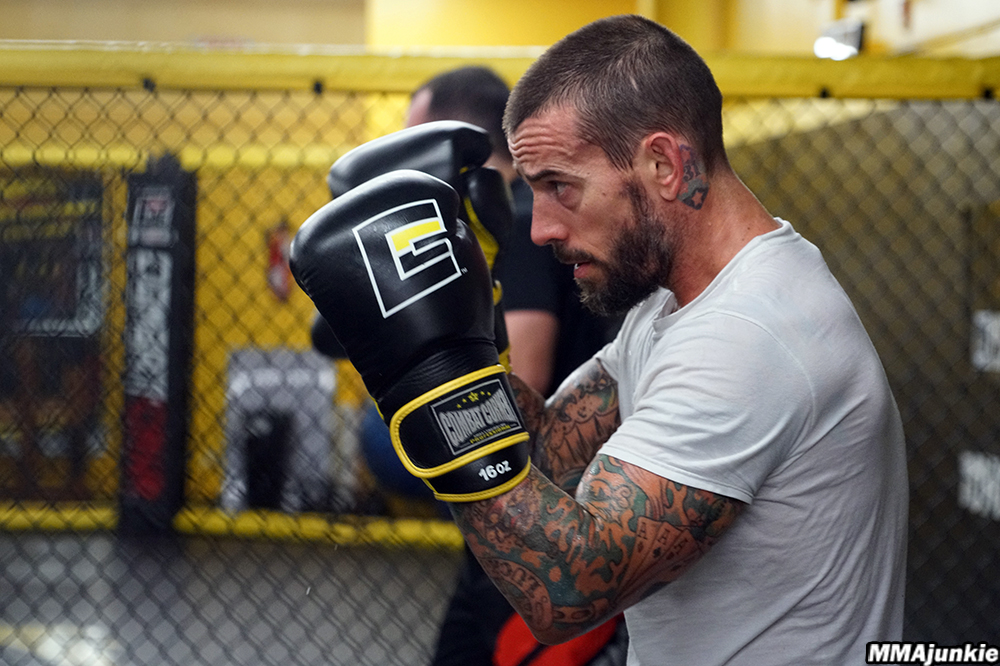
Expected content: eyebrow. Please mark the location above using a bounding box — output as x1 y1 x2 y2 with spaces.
517 167 564 184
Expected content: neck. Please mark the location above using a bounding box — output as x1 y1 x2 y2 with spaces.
667 168 778 307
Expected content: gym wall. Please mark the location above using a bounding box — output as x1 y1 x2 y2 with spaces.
0 44 997 663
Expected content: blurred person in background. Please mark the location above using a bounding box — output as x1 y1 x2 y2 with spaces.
405 65 626 666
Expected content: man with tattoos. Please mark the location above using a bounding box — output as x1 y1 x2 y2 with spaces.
291 14 908 666
474 14 908 665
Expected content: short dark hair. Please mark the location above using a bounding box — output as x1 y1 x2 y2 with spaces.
503 15 727 173
414 66 511 161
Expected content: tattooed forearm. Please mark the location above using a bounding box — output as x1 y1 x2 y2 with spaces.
452 457 743 644
509 373 545 437
511 359 620 494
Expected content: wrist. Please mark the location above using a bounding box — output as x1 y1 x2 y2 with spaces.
377 345 532 502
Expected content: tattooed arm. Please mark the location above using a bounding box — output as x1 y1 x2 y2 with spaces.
452 458 743 644
465 357 744 643
509 357 621 495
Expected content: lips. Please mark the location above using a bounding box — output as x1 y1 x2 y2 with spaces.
553 244 594 266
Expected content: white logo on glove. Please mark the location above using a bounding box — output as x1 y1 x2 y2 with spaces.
353 198 462 318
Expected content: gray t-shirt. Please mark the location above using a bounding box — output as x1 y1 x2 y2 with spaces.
595 219 908 665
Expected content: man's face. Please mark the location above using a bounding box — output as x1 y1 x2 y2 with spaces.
509 105 673 316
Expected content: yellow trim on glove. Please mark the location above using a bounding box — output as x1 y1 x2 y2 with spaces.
429 459 532 503
388 364 529 479
463 196 500 270
497 346 512 374
493 281 511 372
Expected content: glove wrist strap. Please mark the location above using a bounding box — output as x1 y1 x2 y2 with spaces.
388 364 528 478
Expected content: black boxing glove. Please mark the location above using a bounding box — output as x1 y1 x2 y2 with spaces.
462 165 514 364
290 170 530 502
310 312 346 359
327 120 514 370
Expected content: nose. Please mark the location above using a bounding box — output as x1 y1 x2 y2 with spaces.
528 199 565 247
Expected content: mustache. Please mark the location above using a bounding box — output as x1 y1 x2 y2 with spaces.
551 243 599 266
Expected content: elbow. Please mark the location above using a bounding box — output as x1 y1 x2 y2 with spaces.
527 626 571 646
521 616 591 646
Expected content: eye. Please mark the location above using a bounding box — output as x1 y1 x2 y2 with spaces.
544 179 581 209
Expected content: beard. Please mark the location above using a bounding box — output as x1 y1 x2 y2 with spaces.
553 179 674 317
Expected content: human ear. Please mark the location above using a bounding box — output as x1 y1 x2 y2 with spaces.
644 133 709 210
642 133 685 202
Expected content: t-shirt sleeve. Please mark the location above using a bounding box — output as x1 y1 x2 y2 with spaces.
598 312 814 504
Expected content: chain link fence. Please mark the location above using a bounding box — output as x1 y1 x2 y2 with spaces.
0 46 998 664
